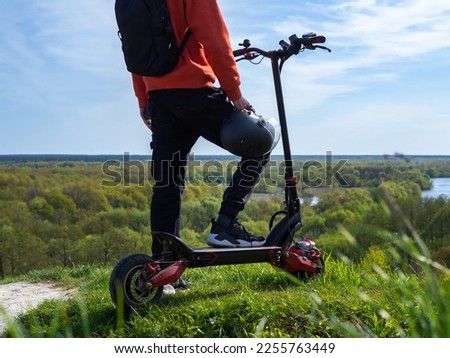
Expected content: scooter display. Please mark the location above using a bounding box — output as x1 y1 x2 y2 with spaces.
110 32 331 310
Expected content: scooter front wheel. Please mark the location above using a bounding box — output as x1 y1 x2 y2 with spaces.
292 255 325 281
109 253 163 312
282 240 325 281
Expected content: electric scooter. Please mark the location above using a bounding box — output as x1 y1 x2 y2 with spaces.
110 32 331 310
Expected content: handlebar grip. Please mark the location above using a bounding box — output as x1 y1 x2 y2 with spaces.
233 49 247 57
310 35 326 44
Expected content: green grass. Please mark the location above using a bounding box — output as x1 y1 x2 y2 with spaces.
2 247 449 338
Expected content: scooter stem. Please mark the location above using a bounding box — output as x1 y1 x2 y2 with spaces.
271 56 301 215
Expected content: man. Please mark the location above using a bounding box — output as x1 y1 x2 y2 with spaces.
131 0 270 258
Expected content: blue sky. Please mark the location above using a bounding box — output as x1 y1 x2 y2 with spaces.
1 0 449 156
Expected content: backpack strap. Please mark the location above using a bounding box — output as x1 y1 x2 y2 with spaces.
178 28 192 55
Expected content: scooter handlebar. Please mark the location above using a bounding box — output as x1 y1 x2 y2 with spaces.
233 33 330 60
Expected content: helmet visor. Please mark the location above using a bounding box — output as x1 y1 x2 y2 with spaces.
266 116 281 151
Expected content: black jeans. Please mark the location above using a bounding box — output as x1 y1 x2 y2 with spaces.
147 87 270 257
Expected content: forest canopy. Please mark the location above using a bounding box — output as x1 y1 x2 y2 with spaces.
1 155 449 278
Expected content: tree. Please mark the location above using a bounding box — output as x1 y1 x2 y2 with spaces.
65 186 111 212
299 214 326 239
419 198 450 248
45 189 78 224
0 220 14 279
28 196 55 221
378 181 422 226
46 224 83 267
181 200 208 233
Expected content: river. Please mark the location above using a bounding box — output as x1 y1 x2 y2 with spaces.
422 178 450 199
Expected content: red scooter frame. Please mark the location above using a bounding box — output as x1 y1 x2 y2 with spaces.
110 33 330 310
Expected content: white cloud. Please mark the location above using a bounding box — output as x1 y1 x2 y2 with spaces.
29 0 122 76
330 0 450 58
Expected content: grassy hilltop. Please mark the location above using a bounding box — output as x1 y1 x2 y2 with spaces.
2 247 449 338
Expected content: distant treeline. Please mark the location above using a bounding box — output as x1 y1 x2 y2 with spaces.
2 153 450 165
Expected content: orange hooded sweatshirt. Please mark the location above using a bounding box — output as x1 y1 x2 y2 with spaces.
131 0 242 109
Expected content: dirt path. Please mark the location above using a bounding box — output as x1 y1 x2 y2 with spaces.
0 281 75 333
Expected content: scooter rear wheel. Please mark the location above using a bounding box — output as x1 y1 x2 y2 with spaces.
109 253 163 312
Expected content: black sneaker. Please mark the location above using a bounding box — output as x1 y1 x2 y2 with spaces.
207 219 266 248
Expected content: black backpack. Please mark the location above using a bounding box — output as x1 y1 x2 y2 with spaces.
115 0 191 77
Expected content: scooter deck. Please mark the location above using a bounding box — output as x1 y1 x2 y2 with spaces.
152 231 282 267
188 246 282 267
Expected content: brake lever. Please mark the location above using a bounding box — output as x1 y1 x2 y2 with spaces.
235 53 261 62
314 45 332 53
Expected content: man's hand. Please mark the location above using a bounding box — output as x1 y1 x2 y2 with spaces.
140 108 152 130
232 96 255 113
